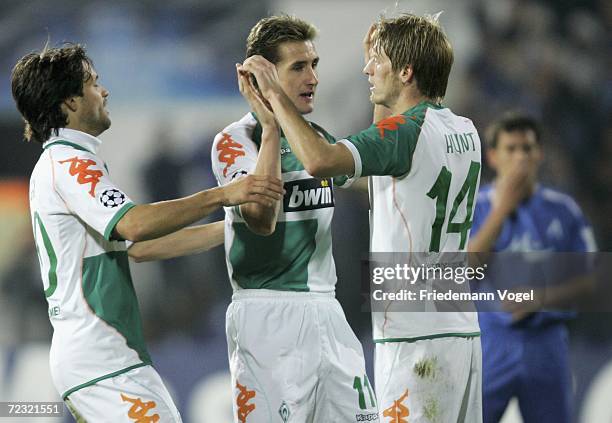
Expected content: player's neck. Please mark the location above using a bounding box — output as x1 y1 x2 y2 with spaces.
390 91 431 115
65 121 102 138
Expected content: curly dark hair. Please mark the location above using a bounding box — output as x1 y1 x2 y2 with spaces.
11 43 93 143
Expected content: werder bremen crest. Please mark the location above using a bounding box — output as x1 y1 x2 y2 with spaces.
278 401 290 422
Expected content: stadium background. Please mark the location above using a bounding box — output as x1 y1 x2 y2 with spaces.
0 0 610 421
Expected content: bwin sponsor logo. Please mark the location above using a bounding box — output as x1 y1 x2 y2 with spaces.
284 178 334 211
288 184 332 208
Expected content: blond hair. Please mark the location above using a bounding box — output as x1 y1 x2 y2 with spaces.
373 14 453 100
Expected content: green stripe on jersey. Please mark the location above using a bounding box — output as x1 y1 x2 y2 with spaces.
229 220 318 291
43 140 93 153
33 213 58 298
82 251 151 364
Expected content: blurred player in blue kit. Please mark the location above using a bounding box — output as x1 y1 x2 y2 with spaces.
468 113 597 423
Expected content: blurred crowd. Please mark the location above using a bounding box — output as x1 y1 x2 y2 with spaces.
465 0 611 249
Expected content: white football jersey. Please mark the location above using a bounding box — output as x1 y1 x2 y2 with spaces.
211 113 349 293
340 102 482 341
30 128 150 398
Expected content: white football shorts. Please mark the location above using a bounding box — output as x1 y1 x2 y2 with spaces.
64 365 182 422
375 335 482 423
227 289 379 423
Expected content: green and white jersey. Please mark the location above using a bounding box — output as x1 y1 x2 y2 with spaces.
212 113 348 293
30 128 150 399
339 101 482 341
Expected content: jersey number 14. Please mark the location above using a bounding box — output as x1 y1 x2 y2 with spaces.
427 161 480 252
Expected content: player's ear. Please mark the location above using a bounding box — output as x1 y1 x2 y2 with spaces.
400 65 414 85
61 97 78 113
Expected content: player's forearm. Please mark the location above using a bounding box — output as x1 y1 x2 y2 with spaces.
241 126 282 235
467 208 509 254
128 221 225 262
115 188 226 242
268 91 338 176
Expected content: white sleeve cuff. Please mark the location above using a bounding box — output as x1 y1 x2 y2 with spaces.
338 139 362 179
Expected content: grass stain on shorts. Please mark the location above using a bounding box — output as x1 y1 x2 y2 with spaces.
413 356 438 379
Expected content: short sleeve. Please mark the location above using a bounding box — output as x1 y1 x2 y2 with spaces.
50 149 135 240
338 114 421 178
211 128 259 186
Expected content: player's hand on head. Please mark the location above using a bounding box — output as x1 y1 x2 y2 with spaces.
222 174 284 207
236 64 277 129
240 56 282 101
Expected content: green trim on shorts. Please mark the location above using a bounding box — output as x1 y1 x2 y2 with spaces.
62 362 148 399
373 332 481 344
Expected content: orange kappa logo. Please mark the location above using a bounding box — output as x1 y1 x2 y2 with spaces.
217 133 245 177
236 381 256 422
382 389 410 423
59 157 103 197
120 393 160 422
376 115 407 139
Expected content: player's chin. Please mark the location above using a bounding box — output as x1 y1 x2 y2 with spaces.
297 103 314 115
101 115 112 131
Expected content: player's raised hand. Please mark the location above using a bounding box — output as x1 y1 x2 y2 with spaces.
236 64 277 129
494 160 531 215
240 56 283 101
222 174 284 207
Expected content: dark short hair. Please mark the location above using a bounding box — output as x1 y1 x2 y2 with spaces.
486 112 542 148
246 15 317 64
11 43 93 143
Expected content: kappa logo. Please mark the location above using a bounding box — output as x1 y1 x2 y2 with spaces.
236 381 256 422
217 132 245 177
382 389 409 423
283 178 334 212
376 115 407 139
59 156 103 197
120 393 160 422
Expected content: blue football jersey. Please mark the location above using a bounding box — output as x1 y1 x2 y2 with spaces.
472 184 597 326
